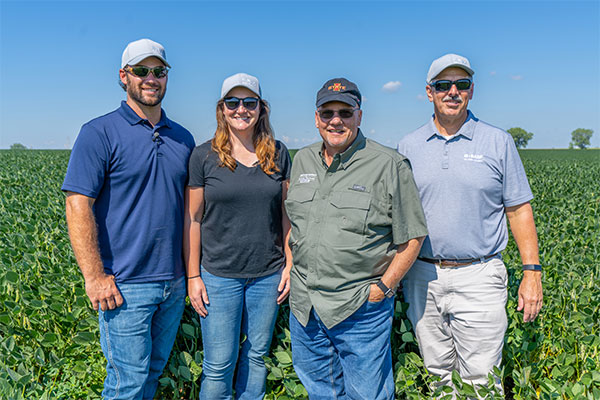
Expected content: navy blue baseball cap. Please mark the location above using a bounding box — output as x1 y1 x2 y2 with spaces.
316 78 361 108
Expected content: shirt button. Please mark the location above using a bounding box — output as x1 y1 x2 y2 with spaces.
314 219 320 224
311 243 316 248
321 195 327 200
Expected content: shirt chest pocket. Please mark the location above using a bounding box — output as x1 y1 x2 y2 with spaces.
327 191 371 247
285 186 316 246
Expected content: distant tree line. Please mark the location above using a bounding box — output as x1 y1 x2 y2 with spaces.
506 128 594 149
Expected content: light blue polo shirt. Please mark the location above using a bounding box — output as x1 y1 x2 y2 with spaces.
397 111 533 260
62 101 195 283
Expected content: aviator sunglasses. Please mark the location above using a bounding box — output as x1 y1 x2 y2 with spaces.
223 97 260 111
318 108 358 120
125 65 169 79
430 79 472 92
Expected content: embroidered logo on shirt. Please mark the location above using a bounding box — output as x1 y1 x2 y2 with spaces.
463 153 484 162
349 184 367 192
298 173 317 183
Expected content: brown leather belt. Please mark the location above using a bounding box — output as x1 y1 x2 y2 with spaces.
417 253 499 267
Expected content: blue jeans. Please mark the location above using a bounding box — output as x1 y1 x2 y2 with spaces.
290 297 395 400
199 267 282 400
99 276 185 400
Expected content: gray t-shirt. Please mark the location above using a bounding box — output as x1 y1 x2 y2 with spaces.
188 140 291 278
397 111 533 260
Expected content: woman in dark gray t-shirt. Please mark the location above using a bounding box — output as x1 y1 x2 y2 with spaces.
184 73 292 399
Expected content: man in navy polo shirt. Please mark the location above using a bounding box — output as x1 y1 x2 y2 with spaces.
397 54 543 394
62 38 195 399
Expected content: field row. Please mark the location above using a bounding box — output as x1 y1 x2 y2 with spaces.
0 150 598 399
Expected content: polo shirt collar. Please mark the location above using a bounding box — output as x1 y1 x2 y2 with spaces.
319 129 366 170
426 110 478 141
118 100 172 129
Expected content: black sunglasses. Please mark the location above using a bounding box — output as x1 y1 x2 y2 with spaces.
430 79 472 92
125 65 169 79
318 108 358 120
223 97 260 111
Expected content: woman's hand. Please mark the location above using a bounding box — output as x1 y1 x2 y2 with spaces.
277 265 292 304
188 277 210 317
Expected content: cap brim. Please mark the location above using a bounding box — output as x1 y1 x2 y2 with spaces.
316 93 359 108
222 84 261 99
428 64 474 83
123 53 171 68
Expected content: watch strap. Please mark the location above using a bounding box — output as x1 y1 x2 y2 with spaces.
376 280 394 298
522 264 542 271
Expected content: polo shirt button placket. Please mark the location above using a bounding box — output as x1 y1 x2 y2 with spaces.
442 140 450 169
153 128 164 157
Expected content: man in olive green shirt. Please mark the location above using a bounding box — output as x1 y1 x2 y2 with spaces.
285 78 428 399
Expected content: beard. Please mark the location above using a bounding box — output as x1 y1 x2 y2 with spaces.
126 76 166 107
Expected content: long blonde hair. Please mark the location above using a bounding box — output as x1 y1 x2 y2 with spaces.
211 98 279 175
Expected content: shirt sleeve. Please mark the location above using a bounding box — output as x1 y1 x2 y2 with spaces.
390 158 428 245
61 123 110 198
502 136 533 207
396 140 408 159
187 144 207 187
277 141 292 180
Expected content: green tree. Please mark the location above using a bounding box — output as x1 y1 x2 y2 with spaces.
569 128 594 149
10 143 27 150
507 127 534 149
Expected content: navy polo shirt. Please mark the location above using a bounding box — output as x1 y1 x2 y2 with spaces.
397 111 533 260
63 101 195 283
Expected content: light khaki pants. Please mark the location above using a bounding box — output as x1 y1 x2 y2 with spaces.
402 257 507 394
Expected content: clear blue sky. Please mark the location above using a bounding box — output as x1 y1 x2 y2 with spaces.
1 0 599 149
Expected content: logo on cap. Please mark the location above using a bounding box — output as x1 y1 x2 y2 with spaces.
328 83 346 92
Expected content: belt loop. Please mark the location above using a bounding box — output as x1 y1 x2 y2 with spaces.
479 257 485 264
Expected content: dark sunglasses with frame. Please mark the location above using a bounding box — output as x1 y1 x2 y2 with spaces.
124 65 170 79
223 97 260 111
430 78 472 92
318 108 359 120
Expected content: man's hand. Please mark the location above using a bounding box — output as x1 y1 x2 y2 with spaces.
506 202 543 323
368 237 425 303
517 270 543 322
85 273 123 311
66 192 123 312
368 283 386 303
188 277 210 317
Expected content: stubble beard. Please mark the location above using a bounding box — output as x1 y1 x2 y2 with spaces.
127 77 166 107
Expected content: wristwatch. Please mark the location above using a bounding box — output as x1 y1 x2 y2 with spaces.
376 280 395 298
522 264 542 271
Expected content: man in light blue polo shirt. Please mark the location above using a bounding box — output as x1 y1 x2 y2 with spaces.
397 53 543 393
62 38 195 399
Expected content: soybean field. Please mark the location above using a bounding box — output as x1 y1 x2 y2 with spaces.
0 149 598 399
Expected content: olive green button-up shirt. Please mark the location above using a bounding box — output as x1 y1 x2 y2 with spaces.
285 130 428 328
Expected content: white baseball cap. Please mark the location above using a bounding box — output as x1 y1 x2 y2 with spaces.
427 53 474 83
220 73 261 99
121 38 170 68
